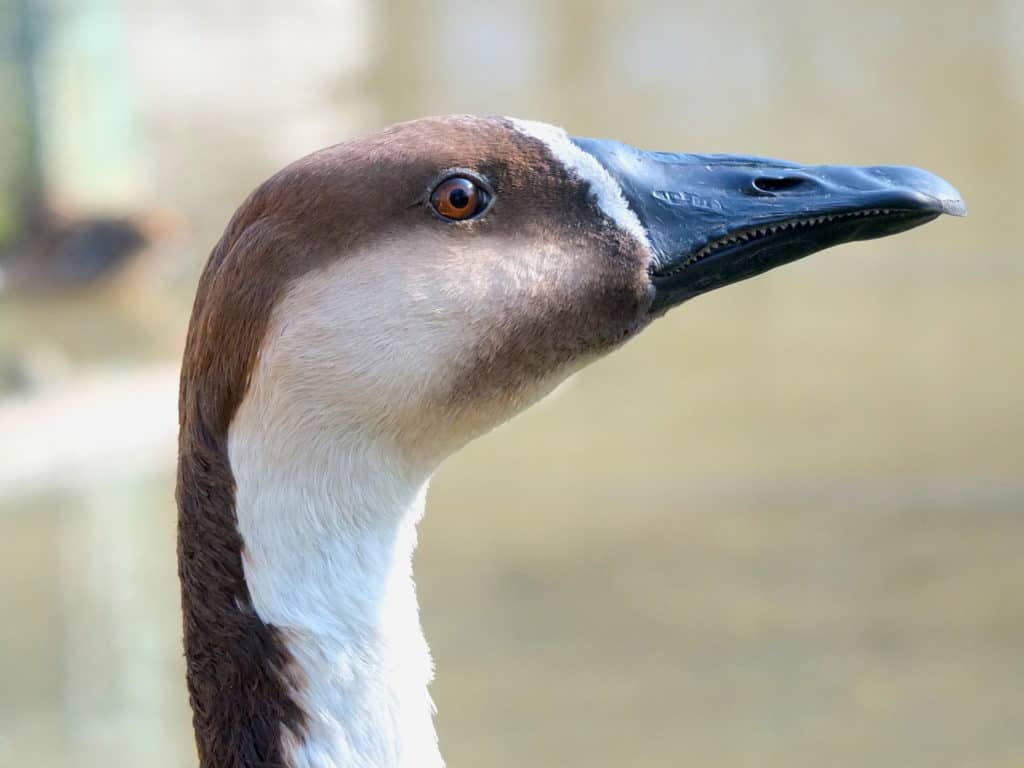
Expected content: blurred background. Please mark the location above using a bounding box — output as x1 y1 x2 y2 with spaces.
0 1 1021 766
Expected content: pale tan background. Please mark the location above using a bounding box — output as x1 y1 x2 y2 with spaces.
0 1 1021 766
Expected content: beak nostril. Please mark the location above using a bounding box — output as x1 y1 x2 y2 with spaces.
752 176 806 194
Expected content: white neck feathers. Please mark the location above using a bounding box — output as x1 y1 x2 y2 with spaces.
228 385 443 768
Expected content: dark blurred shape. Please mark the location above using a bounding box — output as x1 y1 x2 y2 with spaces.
0 206 178 293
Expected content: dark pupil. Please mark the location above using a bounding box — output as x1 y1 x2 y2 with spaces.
448 187 470 209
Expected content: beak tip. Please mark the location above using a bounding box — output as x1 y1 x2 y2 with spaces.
941 196 968 218
898 167 967 218
909 168 966 218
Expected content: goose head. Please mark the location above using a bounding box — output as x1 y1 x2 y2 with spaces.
186 115 963 467
177 115 964 768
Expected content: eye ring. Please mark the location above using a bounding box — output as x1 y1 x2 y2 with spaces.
429 174 492 221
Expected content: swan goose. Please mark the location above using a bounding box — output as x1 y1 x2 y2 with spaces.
176 115 964 768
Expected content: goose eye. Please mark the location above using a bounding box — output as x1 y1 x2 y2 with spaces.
430 176 490 221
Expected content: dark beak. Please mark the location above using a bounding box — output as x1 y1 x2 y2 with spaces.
572 137 966 313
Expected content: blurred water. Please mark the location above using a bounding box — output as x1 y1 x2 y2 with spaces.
1 1 1022 767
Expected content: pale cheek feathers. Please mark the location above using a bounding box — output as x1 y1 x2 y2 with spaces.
252 235 598 453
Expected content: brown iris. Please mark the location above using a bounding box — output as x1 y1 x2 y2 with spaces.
430 176 490 221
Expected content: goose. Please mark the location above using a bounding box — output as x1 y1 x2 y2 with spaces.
176 115 965 768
